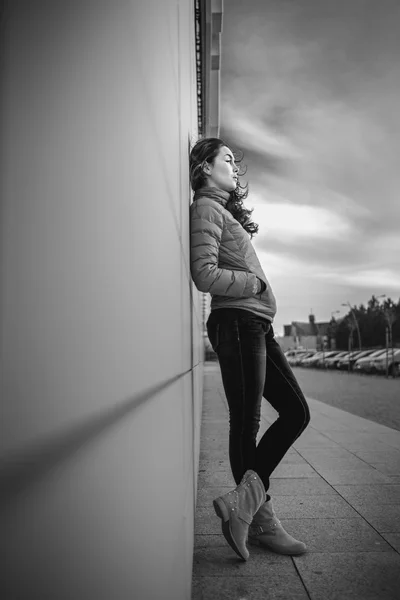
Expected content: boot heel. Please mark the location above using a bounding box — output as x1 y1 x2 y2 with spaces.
213 498 229 522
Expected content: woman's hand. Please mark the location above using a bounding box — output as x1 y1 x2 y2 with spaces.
256 278 266 294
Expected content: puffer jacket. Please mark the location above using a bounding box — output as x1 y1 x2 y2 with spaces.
190 186 277 322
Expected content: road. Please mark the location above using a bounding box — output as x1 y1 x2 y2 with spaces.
293 367 400 432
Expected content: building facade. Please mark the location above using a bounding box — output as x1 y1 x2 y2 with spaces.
0 1 222 598
276 314 331 352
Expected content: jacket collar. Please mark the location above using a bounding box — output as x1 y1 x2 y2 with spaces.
193 186 231 207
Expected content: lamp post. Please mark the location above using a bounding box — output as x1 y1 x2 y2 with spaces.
377 294 396 378
329 310 340 351
341 302 362 351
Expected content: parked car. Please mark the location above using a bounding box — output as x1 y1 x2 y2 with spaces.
369 348 400 376
336 349 376 371
322 351 350 369
284 348 312 359
300 351 338 368
353 349 387 373
286 352 305 365
287 351 316 366
314 351 344 368
298 351 324 367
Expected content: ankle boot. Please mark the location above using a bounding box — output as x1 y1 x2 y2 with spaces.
247 499 306 555
213 470 266 561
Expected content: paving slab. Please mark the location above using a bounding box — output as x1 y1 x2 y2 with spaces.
199 440 229 451
306 420 356 433
198 470 235 487
193 535 290 574
277 517 392 553
293 436 342 449
297 456 374 471
200 423 229 434
381 533 400 552
278 452 308 465
196 486 235 506
353 450 400 461
194 505 226 535
297 447 356 459
333 440 400 452
353 504 400 533
316 432 400 453
200 433 229 442
192 575 308 599
322 430 397 444
313 467 393 485
293 552 400 600
198 459 230 472
333 484 400 506
200 448 228 460
271 495 359 519
269 463 319 478
293 430 338 444
380 434 400 451
268 477 337 496
371 461 400 476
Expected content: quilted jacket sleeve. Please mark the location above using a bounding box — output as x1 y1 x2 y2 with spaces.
190 202 260 297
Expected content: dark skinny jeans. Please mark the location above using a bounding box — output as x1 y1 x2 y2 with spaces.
206 308 310 494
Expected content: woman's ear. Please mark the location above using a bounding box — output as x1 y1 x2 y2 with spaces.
202 160 212 176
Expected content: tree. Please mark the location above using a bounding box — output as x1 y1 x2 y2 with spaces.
334 295 400 350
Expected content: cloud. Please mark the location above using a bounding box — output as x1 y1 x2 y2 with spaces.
319 268 400 291
223 105 302 161
251 199 352 242
220 0 400 330
221 1 400 220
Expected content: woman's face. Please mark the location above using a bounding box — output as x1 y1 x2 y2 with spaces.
204 146 238 192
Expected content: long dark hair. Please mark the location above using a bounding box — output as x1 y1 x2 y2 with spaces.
189 137 259 238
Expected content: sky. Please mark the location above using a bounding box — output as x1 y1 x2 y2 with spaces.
220 0 400 336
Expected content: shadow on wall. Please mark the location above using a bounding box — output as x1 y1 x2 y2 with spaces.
0 369 191 509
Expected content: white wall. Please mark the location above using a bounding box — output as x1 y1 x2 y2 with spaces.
0 1 203 598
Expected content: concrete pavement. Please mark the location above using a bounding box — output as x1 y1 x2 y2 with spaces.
192 362 400 600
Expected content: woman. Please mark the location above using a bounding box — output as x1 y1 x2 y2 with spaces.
189 137 310 561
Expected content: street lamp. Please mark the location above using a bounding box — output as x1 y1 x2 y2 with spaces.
377 294 396 378
341 301 362 351
328 310 340 351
